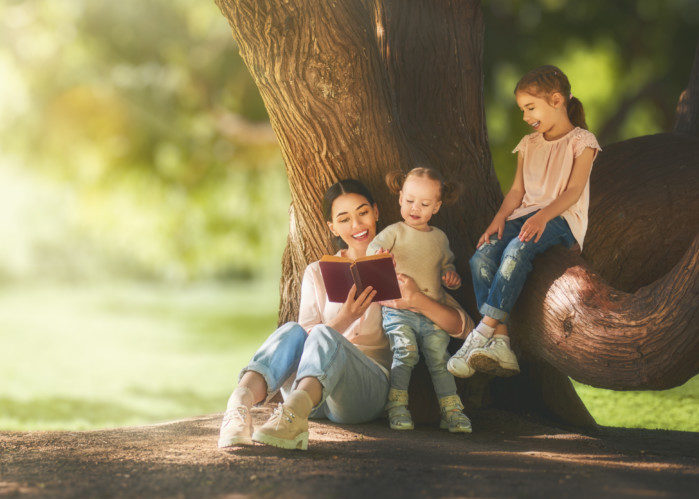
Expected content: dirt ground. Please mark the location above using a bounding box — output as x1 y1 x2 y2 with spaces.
1 406 698 498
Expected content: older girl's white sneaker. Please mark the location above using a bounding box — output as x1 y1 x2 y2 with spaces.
468 337 520 377
447 330 489 378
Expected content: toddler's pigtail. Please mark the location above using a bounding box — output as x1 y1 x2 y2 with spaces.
567 96 588 130
440 180 463 205
385 170 406 194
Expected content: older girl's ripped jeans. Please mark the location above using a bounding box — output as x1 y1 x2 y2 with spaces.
238 322 389 424
470 211 576 322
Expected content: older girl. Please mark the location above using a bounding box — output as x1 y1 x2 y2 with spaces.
448 65 601 379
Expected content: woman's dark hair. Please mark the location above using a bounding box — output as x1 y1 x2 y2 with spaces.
385 167 462 205
514 64 587 130
322 178 376 249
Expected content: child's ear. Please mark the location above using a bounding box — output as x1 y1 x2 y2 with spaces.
398 190 404 206
551 92 564 108
433 200 443 214
327 220 339 236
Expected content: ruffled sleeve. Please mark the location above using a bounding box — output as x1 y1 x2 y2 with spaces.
572 129 602 158
512 134 531 154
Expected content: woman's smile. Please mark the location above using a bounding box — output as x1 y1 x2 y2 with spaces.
352 229 369 240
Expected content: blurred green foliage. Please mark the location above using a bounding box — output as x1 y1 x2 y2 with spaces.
483 0 698 188
1 0 288 282
1 0 696 280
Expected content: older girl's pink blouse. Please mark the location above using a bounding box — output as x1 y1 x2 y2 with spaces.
297 251 471 373
510 127 601 250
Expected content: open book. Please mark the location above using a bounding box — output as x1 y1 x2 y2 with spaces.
318 253 401 303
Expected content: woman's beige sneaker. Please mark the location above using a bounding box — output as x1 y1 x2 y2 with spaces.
218 406 253 448
252 403 309 450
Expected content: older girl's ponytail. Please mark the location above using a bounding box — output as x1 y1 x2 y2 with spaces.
567 96 587 130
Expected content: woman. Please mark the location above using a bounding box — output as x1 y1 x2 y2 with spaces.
218 179 473 450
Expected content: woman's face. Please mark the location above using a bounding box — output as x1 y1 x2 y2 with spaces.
327 193 379 256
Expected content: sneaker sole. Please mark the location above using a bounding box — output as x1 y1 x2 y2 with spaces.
218 435 253 448
389 422 414 430
468 352 520 377
439 421 472 433
446 360 476 378
252 430 309 450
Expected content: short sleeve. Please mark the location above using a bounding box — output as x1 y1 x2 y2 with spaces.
297 264 322 332
573 129 602 158
512 134 530 155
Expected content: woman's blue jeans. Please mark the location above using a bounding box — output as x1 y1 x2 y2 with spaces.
239 322 390 424
470 211 576 322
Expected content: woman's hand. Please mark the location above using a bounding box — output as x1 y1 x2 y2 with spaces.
477 215 505 249
333 284 377 328
518 211 548 243
380 273 420 311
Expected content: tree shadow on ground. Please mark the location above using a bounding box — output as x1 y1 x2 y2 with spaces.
2 407 697 498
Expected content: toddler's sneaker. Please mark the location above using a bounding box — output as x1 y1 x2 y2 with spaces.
252 403 309 450
440 409 472 433
438 394 472 433
447 330 490 378
468 336 520 377
218 406 253 448
385 388 414 430
387 405 414 430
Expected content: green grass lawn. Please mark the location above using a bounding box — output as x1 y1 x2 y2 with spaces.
0 281 278 431
0 281 696 432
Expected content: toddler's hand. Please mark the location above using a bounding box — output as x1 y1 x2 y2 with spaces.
442 270 461 289
377 247 396 267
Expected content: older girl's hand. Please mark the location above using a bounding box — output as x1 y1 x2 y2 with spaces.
380 273 420 311
518 211 548 243
477 215 505 249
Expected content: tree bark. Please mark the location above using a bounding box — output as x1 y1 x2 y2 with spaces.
674 42 699 136
216 0 698 426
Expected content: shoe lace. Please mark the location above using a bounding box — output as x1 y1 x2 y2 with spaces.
454 333 479 357
222 406 248 427
270 403 295 429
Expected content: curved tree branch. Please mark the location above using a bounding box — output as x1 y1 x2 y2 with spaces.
514 234 698 390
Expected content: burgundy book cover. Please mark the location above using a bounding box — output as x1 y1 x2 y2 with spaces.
319 254 401 303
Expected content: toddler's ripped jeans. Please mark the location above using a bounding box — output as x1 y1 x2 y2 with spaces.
382 307 457 400
470 211 576 322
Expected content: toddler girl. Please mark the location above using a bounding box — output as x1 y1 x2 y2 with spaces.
448 65 601 378
368 167 473 432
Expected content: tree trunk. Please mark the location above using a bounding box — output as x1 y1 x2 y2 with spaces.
674 42 699 136
215 0 698 427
